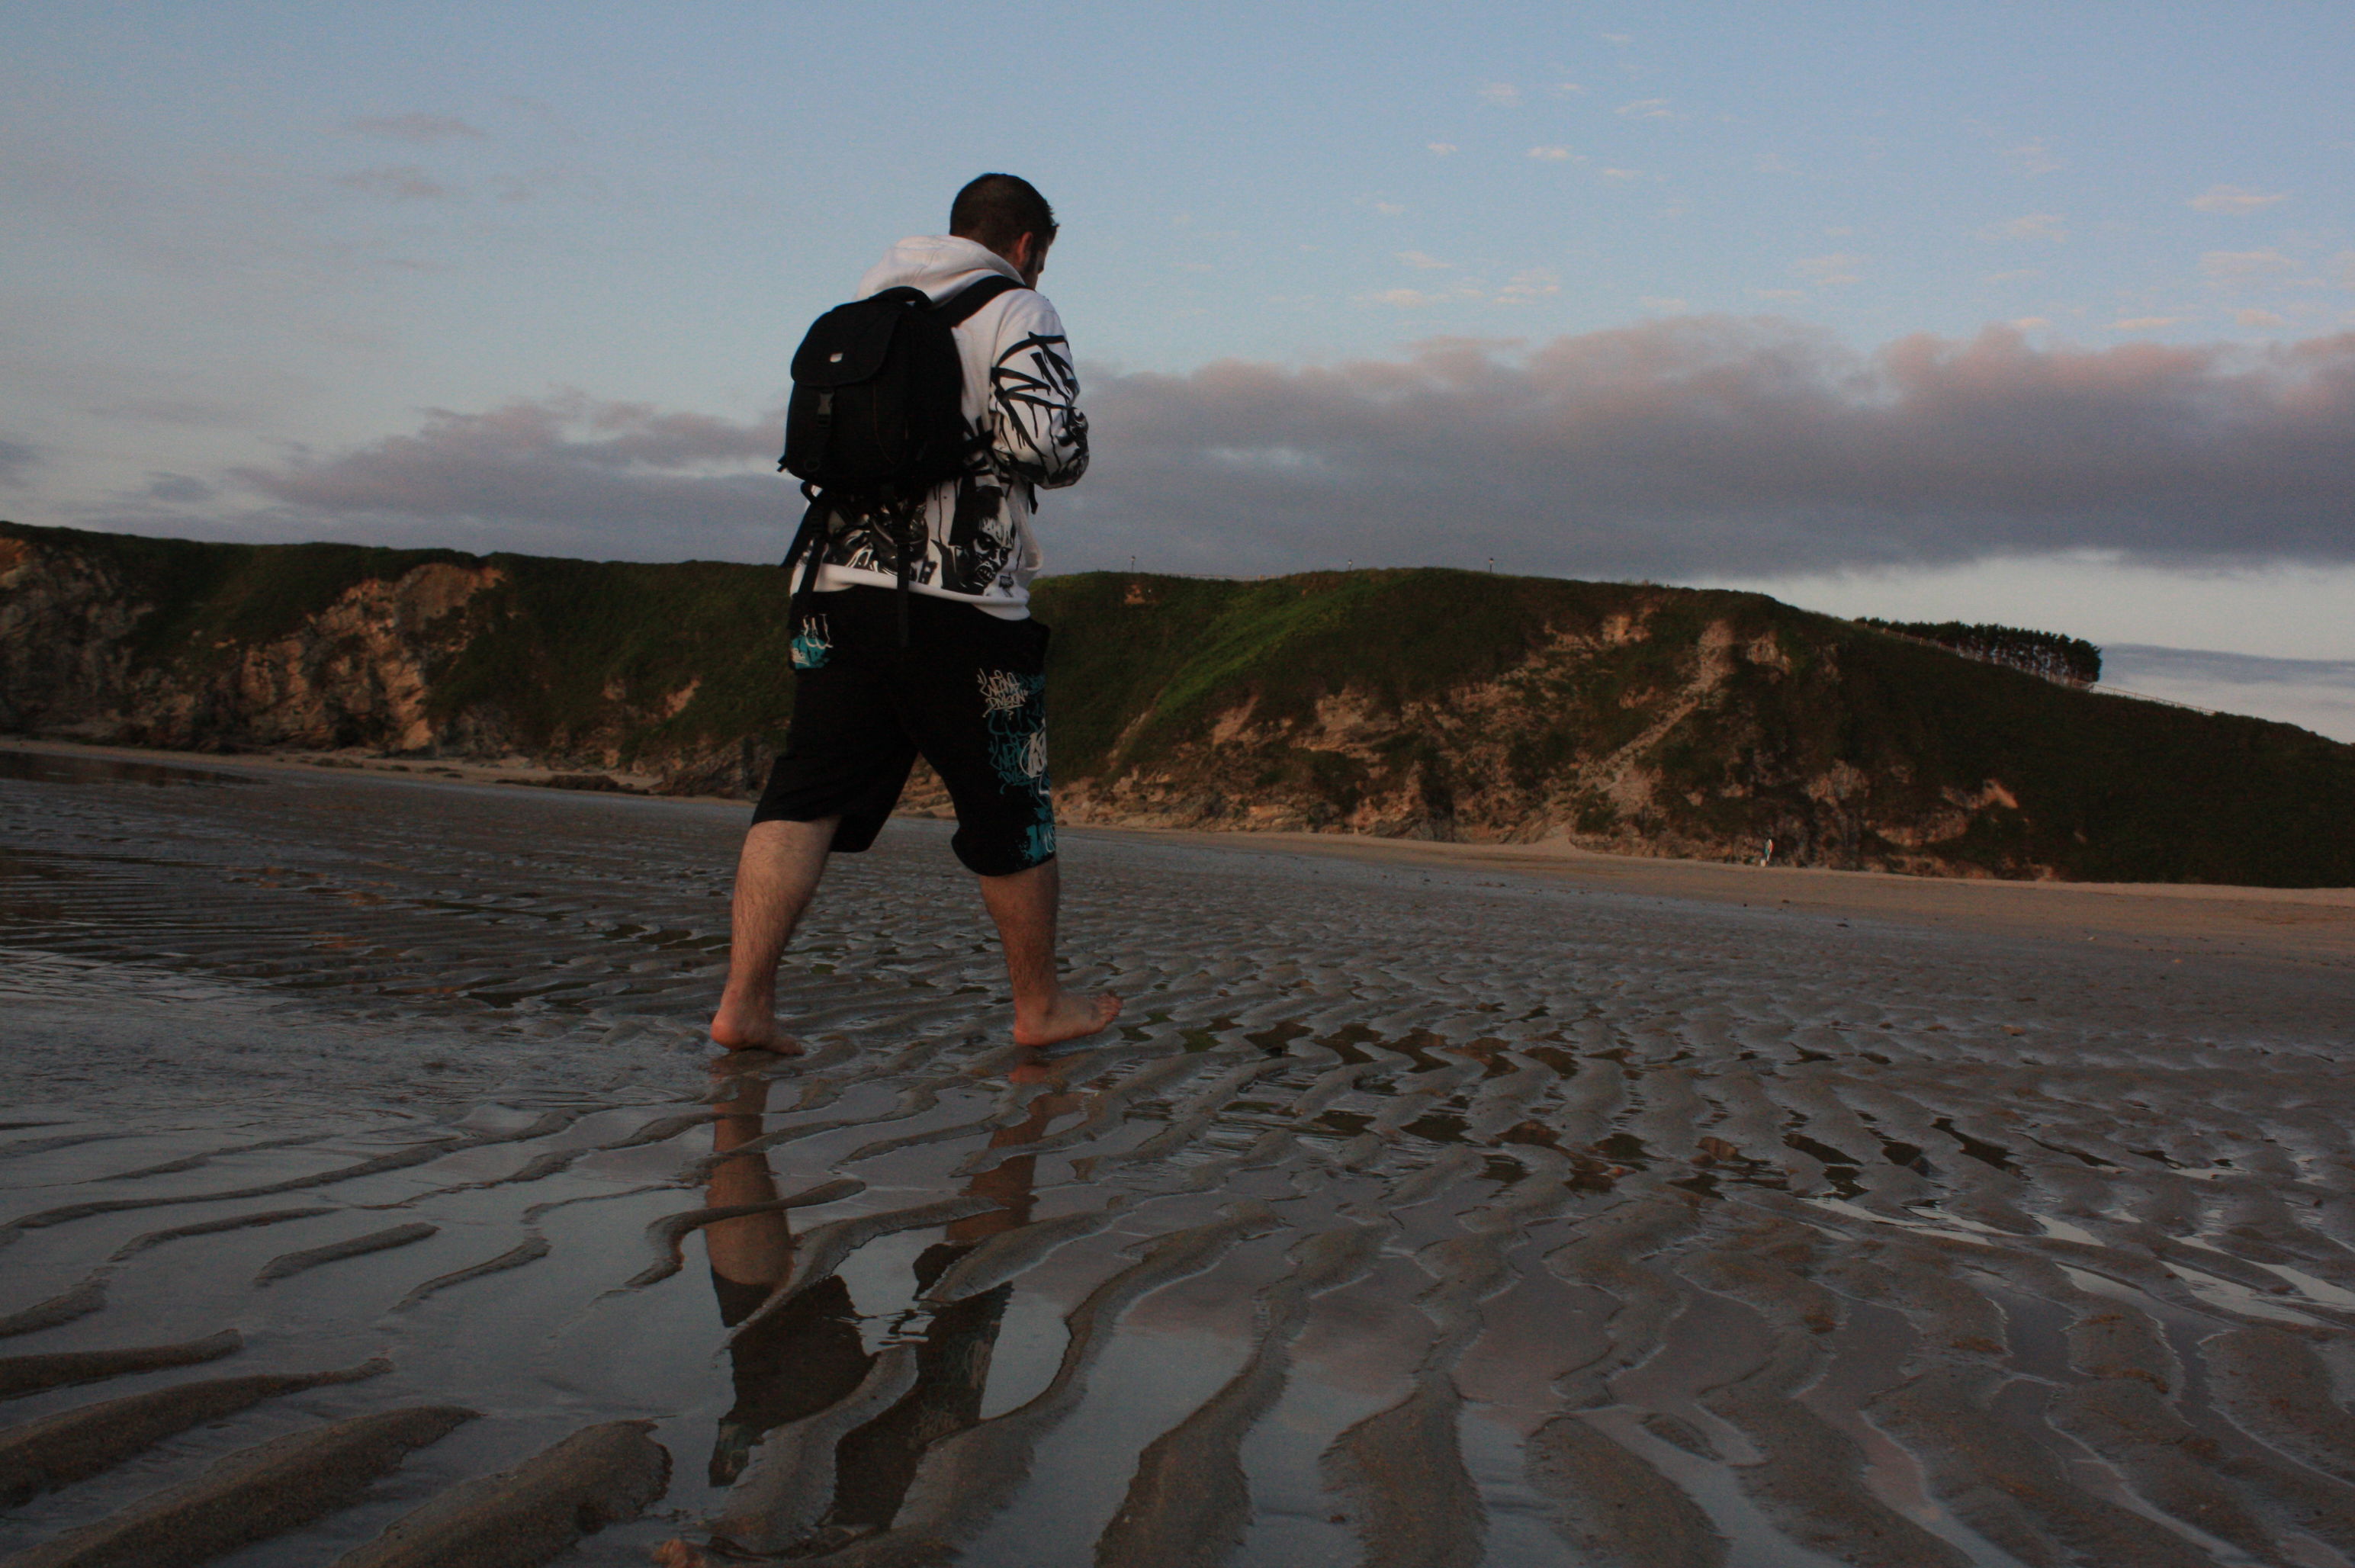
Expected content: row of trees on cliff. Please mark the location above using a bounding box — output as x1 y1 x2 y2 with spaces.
1856 619 2103 686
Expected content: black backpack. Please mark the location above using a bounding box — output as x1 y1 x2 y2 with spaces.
777 275 1018 627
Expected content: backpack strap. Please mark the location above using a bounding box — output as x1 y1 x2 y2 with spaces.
892 501 914 647
782 483 834 625
869 273 1015 644
930 273 1020 326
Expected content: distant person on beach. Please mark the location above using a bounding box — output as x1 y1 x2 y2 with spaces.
708 173 1120 1052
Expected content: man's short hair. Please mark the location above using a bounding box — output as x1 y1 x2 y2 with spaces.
949 174 1058 255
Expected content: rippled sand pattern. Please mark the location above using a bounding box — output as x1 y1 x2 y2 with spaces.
4 749 2355 1566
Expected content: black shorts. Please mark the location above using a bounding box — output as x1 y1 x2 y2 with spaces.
752 586 1055 877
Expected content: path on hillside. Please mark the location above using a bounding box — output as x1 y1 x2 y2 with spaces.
3 751 2353 1566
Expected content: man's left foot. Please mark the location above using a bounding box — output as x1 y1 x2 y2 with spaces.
708 1001 805 1055
1013 990 1123 1048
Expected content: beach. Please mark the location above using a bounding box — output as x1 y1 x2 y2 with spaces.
4 741 2353 1566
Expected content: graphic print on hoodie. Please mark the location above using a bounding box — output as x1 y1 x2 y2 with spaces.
809 236 1089 617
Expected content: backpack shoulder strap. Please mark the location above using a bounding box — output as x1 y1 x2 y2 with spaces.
930 274 1020 328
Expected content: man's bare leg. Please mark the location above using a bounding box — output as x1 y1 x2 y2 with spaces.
708 817 838 1052
979 859 1122 1048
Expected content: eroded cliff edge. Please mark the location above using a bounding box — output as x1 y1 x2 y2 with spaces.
6 520 2352 885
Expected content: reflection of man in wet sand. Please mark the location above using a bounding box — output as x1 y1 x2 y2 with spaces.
693 1049 1078 1556
708 173 1119 1055
699 1058 866 1489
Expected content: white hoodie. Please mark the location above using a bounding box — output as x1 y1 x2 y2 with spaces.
807 235 1088 618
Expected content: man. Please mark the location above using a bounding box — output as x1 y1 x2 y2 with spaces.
708 174 1120 1053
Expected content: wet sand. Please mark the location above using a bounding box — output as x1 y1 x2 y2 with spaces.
4 744 2355 1566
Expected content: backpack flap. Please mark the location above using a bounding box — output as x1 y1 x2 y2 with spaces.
781 287 943 485
789 288 926 387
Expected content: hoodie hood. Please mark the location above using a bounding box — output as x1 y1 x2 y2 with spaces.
856 235 1022 304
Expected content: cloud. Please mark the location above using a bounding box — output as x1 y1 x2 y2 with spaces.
2108 316 2181 330
2235 308 2290 328
2200 249 2296 283
1396 251 1452 271
1638 296 1688 313
336 165 454 201
1496 270 1560 302
1985 213 2067 243
1363 288 1438 308
227 392 782 557
1981 268 2042 284
1426 142 1458 156
344 113 488 143
1792 253 1865 286
143 474 215 503
2004 141 2062 176
1598 168 1642 183
1749 288 1807 300
2102 644 2355 741
1476 82 1521 108
210 325 2355 581
1052 320 2355 579
1526 146 1579 162
492 169 564 204
2189 185 2288 215
1367 201 1406 218
2106 644 2355 689
0 438 37 488
1614 98 1676 120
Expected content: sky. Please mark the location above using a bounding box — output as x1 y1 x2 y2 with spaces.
5 2 2353 734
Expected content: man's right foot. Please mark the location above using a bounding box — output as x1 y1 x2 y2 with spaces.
708 1002 805 1055
1013 990 1123 1049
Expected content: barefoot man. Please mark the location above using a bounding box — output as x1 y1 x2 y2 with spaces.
709 174 1120 1053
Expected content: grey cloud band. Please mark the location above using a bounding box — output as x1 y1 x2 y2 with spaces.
1064 320 2355 577
178 320 2355 576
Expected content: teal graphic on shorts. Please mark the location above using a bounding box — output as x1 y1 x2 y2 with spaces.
1023 821 1057 864
977 668 1054 866
790 614 833 671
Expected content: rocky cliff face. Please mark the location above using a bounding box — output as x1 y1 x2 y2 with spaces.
0 532 146 740
8 522 2353 884
1050 597 2001 872
0 525 787 794
4 532 510 757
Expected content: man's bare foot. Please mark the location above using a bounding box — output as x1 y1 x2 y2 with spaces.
1012 989 1123 1049
708 1001 805 1055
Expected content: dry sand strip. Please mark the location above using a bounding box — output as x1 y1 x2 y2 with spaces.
1091 821 2355 966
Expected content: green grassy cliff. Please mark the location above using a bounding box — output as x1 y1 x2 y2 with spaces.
5 519 2351 885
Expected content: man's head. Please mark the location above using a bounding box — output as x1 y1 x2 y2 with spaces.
949 173 1057 287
